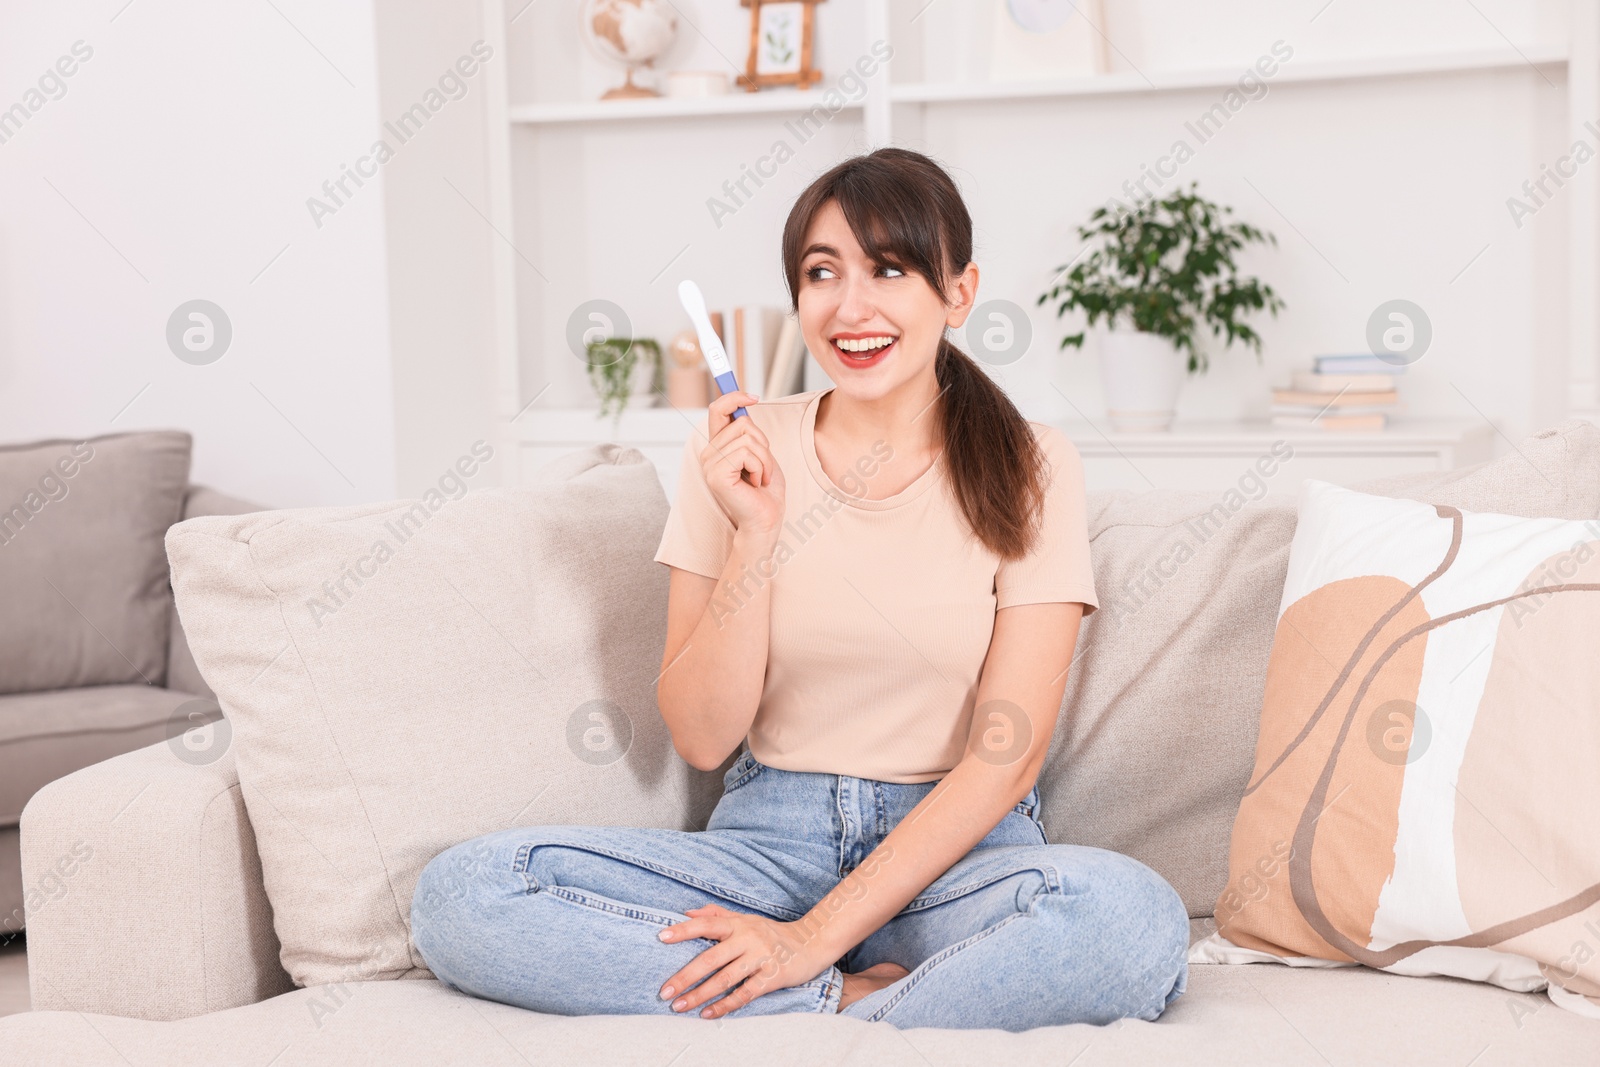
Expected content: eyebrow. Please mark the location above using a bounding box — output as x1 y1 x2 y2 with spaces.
801 243 840 260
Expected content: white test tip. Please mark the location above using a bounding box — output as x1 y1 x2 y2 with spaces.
677 279 707 323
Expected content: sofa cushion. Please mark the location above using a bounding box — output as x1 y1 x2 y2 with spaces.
1206 479 1600 1013
0 431 192 695
166 444 724 989
0 684 199 826
2 963 1596 1065
165 486 267 699
1043 419 1600 919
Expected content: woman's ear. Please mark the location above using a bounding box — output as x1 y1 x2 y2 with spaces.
944 261 980 329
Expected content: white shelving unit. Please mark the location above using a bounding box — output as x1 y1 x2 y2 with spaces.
480 0 1590 489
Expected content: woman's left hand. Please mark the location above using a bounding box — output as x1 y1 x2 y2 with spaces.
656 903 833 1018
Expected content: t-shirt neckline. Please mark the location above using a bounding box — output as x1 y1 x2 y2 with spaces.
802 387 943 511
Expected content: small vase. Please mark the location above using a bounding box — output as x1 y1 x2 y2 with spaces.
1098 331 1186 432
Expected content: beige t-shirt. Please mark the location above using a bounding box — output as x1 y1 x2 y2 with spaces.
653 387 1098 783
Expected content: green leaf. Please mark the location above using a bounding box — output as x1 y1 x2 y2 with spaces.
1036 182 1285 374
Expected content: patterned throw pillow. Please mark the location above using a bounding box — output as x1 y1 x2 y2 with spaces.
1193 479 1600 1019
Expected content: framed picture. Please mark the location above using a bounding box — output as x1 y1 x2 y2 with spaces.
739 0 825 91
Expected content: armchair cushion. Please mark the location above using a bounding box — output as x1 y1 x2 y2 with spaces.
0 432 191 695
0 684 194 826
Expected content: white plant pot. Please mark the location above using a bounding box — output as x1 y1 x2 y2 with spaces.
619 355 660 411
1099 331 1186 432
595 351 660 414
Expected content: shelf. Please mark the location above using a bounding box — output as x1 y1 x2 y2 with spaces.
1062 420 1494 454
511 407 1491 448
504 47 1563 126
890 45 1567 106
508 90 864 125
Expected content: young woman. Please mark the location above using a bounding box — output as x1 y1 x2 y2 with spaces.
411 147 1189 1031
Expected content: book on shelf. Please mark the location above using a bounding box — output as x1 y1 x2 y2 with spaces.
728 306 784 398
1290 371 1398 394
764 311 808 398
1271 388 1398 408
1312 354 1406 375
716 306 810 401
1272 412 1389 431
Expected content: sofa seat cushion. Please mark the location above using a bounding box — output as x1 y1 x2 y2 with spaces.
0 431 192 695
0 685 201 825
2 964 1594 1065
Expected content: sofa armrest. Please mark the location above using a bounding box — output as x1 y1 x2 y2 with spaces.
20 739 293 1020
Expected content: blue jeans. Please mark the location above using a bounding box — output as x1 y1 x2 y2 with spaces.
410 752 1189 1031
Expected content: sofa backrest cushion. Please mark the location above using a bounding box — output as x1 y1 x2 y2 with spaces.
167 444 722 988
1041 420 1600 918
0 431 191 695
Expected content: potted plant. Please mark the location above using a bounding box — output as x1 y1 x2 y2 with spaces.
586 337 663 419
1038 184 1284 431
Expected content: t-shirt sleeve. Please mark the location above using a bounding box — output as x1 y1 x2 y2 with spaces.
994 424 1099 614
653 431 736 580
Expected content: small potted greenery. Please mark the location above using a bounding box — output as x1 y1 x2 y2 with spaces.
1038 183 1284 430
586 337 662 419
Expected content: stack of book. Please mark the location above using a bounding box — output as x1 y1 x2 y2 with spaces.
717 306 811 401
1271 354 1402 431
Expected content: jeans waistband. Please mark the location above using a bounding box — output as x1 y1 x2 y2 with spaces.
713 751 1045 873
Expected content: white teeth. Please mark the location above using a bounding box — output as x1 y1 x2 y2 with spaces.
835 336 895 353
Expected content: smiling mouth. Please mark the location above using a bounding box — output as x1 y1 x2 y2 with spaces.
830 335 898 366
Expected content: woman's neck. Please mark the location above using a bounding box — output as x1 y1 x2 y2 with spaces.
814 373 944 497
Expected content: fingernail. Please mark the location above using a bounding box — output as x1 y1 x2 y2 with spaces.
672 999 688 1012
658 930 671 941
700 1008 714 1018
660 985 675 1000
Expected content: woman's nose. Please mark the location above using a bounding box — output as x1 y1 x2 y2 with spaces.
835 276 876 324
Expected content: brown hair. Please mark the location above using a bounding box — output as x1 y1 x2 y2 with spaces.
780 147 1047 561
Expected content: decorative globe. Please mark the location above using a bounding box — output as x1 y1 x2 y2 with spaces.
581 0 678 100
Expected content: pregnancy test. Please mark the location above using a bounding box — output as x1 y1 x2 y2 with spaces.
677 279 747 420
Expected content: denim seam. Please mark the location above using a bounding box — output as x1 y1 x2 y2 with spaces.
862 912 1030 1022
511 840 802 920
542 886 721 932
815 964 843 1014
902 861 1063 912
724 756 763 794
834 777 853 878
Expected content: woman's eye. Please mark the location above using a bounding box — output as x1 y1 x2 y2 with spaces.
805 265 836 282
879 265 904 278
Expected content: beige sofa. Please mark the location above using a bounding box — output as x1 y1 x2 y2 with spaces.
0 430 260 939
4 425 1600 1064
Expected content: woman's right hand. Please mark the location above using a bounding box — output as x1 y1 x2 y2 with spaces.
700 391 785 540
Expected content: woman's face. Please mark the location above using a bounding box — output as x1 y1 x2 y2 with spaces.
796 199 978 405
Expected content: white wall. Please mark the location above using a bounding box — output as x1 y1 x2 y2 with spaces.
371 1 504 496
0 0 396 507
